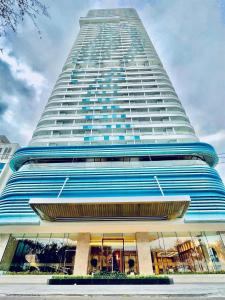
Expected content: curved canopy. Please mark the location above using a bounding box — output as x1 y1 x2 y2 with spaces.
10 142 218 172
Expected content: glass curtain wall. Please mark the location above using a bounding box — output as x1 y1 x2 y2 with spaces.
1 231 225 275
88 234 139 274
7 233 77 274
150 232 225 274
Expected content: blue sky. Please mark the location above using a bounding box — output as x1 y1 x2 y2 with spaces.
0 0 225 180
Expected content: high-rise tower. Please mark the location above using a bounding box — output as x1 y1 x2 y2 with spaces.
31 8 197 147
0 8 225 276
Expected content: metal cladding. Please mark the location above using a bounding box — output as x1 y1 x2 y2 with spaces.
10 142 218 171
0 143 225 224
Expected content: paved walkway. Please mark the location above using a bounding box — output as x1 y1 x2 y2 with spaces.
0 284 225 297
0 297 225 300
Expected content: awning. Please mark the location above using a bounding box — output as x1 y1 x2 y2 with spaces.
29 195 190 222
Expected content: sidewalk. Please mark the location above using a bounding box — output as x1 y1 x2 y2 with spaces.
0 283 225 297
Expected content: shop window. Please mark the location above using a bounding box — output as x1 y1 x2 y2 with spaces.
176 232 206 273
149 232 181 274
150 232 225 274
192 232 225 272
7 234 76 274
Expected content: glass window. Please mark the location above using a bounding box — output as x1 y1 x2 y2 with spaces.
7 233 76 274
150 232 225 274
187 232 211 272
149 232 166 274
176 232 202 273
2 147 11 159
123 234 139 275
88 234 138 275
150 232 182 274
199 232 225 272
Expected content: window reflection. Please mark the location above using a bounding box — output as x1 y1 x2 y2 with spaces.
150 231 225 274
199 232 225 272
176 232 202 273
1 231 225 275
189 232 211 272
8 233 76 274
124 236 139 275
150 232 182 274
88 234 138 275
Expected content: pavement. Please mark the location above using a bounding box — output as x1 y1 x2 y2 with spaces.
0 297 225 300
0 284 225 298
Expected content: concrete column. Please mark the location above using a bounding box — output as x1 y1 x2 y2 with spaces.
136 232 154 275
73 233 90 275
221 233 225 244
0 235 18 271
0 235 10 262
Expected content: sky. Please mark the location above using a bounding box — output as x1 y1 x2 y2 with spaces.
0 0 225 180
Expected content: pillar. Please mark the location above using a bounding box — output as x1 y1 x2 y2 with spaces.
136 232 154 275
221 233 225 246
0 235 10 262
73 233 90 275
0 234 14 271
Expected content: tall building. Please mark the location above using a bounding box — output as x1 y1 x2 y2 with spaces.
0 136 19 194
0 8 225 276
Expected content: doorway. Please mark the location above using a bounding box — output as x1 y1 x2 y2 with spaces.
88 235 139 275
101 238 124 273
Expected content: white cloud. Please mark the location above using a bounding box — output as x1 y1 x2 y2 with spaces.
0 0 225 154
201 130 225 145
2 108 14 124
0 46 48 145
0 49 46 98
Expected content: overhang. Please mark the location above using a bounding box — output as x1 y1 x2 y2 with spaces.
29 195 190 222
10 142 218 172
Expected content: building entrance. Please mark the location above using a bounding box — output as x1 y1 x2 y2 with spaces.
88 234 139 275
101 238 124 273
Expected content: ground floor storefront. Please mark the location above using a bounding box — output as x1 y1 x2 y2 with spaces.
1 231 225 275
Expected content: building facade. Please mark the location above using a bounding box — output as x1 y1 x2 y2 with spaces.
0 8 225 276
0 136 19 194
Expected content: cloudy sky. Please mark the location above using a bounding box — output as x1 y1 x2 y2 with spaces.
0 0 225 180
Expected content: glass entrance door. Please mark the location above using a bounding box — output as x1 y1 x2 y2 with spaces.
101 238 124 273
